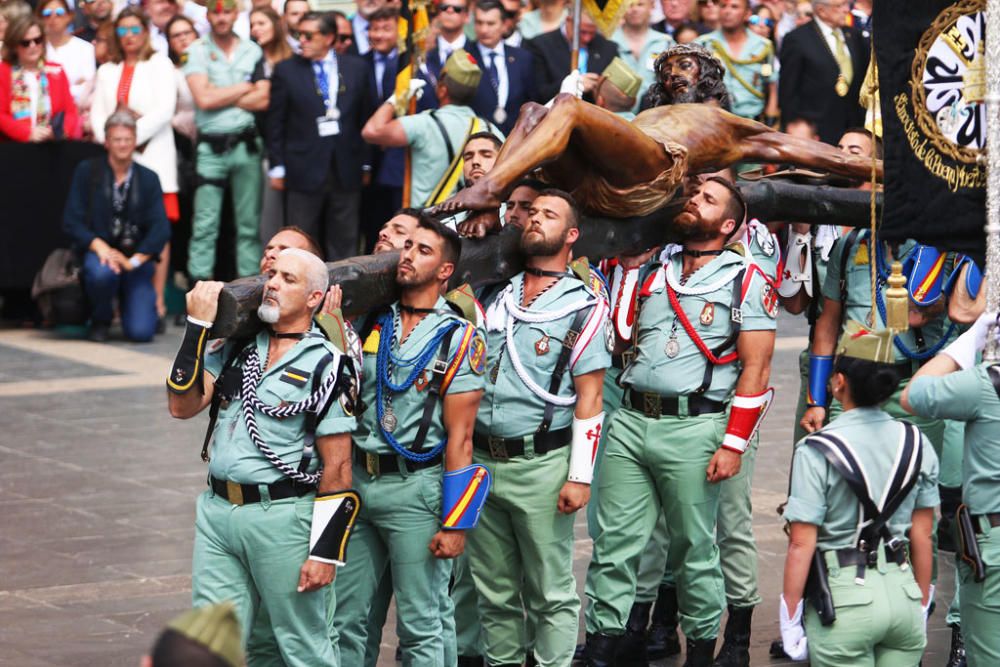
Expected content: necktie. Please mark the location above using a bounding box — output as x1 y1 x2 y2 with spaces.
313 61 329 104
442 47 452 66
376 52 387 99
578 47 588 74
487 51 500 91
833 29 853 86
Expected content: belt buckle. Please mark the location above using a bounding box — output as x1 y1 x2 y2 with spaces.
226 480 244 506
488 436 509 461
365 452 380 476
643 393 661 419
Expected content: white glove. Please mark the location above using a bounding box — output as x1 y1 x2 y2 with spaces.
922 583 935 636
779 596 809 661
558 70 583 98
388 79 426 114
942 310 1000 370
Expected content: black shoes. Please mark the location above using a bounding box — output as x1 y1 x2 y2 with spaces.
947 624 967 667
584 633 620 667
646 586 682 659
682 637 718 667
616 601 652 666
712 606 753 667
88 322 110 342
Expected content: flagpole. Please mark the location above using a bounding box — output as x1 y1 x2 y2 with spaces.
985 0 1000 361
570 0 582 72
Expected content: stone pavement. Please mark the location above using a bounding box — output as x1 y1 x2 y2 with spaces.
0 313 955 666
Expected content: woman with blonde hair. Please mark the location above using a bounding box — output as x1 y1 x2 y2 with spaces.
90 6 177 327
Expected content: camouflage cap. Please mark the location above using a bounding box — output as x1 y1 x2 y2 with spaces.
602 56 642 98
166 603 243 667
835 320 896 365
441 49 483 89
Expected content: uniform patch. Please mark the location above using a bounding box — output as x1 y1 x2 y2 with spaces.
415 370 430 391
280 367 310 387
339 374 359 416
761 283 779 318
700 302 715 326
468 332 487 375
535 335 551 355
756 225 776 257
604 318 615 353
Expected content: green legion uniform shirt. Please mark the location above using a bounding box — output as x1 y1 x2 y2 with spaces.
203 326 357 484
907 365 1000 515
611 28 674 113
823 234 951 363
785 407 940 551
695 29 774 120
477 272 611 438
398 105 504 208
183 35 262 134
355 297 484 455
620 250 777 402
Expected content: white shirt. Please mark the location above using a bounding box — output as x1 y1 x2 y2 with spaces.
46 36 95 106
437 34 467 66
352 13 370 55
373 47 396 96
150 24 169 56
477 41 508 109
814 17 844 60
24 71 40 128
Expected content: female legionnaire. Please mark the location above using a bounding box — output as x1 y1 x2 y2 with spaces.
780 322 939 666
903 311 1000 667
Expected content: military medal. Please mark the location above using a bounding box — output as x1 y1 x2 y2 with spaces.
493 107 507 125
699 303 715 326
835 74 849 97
381 406 398 433
415 370 429 391
665 336 680 358
535 335 550 355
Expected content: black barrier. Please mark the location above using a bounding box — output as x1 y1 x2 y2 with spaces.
0 141 106 290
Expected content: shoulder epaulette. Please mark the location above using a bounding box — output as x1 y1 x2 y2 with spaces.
315 309 351 354
570 256 608 299
445 283 483 325
725 242 748 257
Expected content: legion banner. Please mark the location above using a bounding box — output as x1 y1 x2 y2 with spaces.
872 0 986 260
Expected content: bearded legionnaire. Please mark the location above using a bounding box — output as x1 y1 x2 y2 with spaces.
167 249 361 666
781 323 938 667
332 216 489 667
432 43 879 238
583 178 776 667
903 312 1000 667
469 189 610 666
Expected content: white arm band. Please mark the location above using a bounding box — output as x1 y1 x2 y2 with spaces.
568 411 606 485
777 231 813 298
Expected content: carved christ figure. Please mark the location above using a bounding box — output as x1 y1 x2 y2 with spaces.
429 45 881 235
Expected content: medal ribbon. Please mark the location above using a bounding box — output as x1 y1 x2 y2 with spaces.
665 284 739 365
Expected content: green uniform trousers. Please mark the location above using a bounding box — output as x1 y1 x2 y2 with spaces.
958 524 1000 666
586 367 625 538
633 438 761 608
451 552 483 657
586 407 727 641
189 139 263 279
794 348 810 445
803 552 925 667
467 445 579 666
192 490 337 667
332 463 455 667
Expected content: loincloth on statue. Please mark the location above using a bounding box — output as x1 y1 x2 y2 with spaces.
553 139 689 218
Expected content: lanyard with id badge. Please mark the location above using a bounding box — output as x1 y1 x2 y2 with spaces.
314 59 340 137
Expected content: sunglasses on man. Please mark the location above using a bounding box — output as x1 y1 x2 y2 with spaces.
117 25 143 36
41 7 68 17
438 4 466 13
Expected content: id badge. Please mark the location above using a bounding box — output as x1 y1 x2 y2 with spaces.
317 116 340 137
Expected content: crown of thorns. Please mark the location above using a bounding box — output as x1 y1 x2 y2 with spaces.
653 43 726 82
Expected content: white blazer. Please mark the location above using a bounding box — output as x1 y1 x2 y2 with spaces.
91 54 179 193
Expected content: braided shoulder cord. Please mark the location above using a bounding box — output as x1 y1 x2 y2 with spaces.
239 347 342 485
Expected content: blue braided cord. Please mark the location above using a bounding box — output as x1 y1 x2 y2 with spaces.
374 311 463 462
871 236 957 361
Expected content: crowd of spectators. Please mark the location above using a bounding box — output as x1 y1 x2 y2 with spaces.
0 0 874 341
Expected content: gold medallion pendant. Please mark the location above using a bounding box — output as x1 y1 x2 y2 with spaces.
835 74 849 97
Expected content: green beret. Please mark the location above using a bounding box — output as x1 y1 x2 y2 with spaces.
441 49 483 89
835 320 896 365
166 603 244 667
602 56 642 99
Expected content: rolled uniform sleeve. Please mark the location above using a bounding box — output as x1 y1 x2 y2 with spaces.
913 435 941 509
398 113 432 150
441 323 486 395
203 339 230 380
317 381 359 436
907 369 983 422
739 271 779 332
783 444 829 525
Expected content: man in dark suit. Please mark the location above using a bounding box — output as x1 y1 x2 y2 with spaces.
361 5 405 249
465 0 535 134
420 0 470 109
266 11 375 261
525 8 619 102
778 0 868 145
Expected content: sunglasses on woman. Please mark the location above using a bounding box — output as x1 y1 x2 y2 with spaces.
337 33 354 42
41 7 67 17
748 15 774 27
20 36 44 46
117 25 143 36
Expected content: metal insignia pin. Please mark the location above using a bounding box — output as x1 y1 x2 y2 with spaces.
699 303 715 326
535 335 550 355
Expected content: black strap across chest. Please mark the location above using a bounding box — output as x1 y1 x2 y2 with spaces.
803 422 922 574
838 228 862 324
410 325 459 454
694 267 746 395
538 307 589 434
429 111 456 166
